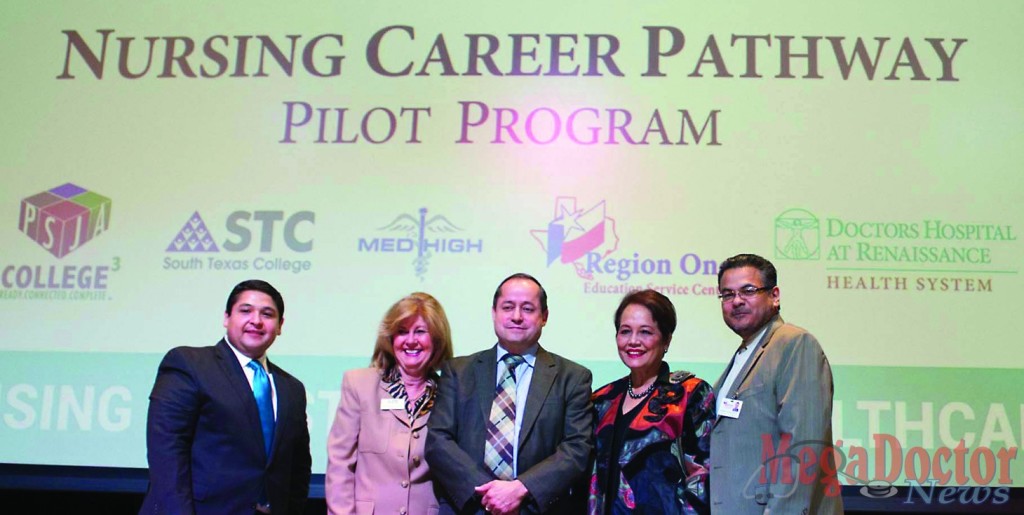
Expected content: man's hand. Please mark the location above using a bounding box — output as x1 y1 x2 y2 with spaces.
474 479 528 515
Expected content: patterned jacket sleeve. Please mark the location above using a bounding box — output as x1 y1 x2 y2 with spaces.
680 378 715 515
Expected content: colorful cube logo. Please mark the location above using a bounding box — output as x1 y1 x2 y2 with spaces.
18 183 112 259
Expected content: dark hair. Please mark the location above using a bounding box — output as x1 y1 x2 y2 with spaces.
717 253 777 289
372 292 454 375
492 272 548 313
225 279 284 319
614 289 676 345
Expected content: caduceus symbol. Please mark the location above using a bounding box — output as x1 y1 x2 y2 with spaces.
377 207 462 280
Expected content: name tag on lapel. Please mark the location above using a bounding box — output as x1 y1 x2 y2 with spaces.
720 398 743 419
380 398 405 410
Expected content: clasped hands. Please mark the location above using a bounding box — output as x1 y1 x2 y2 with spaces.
475 479 528 515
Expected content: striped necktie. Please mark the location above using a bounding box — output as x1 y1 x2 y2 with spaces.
484 353 525 480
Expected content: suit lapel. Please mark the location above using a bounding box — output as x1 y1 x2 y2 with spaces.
215 339 266 457
517 346 555 447
712 316 784 427
379 377 413 427
730 315 784 397
475 346 499 423
267 360 287 464
712 354 734 394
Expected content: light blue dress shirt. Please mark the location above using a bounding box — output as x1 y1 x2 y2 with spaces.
494 343 538 477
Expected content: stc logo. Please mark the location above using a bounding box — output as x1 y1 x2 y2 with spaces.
18 183 111 259
167 211 314 253
164 210 315 274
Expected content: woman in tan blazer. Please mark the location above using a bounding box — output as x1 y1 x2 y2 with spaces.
326 292 454 515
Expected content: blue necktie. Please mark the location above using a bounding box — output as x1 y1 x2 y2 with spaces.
247 360 275 459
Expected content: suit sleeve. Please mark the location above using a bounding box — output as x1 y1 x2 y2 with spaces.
767 332 836 514
425 360 494 510
145 349 200 515
325 371 360 514
287 378 312 515
516 365 595 511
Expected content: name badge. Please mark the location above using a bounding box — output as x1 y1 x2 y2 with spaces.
380 398 405 410
721 398 743 419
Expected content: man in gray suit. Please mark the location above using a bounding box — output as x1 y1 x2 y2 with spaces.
710 254 843 514
426 273 594 515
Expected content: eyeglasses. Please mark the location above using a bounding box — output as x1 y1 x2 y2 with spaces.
717 286 771 302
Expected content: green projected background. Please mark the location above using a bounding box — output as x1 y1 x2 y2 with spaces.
1 0 1021 497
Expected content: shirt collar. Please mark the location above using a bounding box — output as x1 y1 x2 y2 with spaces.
225 334 267 371
739 324 770 353
496 342 538 368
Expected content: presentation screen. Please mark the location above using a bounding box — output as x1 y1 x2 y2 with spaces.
2 0 1021 504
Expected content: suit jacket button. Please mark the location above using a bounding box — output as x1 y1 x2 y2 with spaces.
412 431 421 439
401 480 409 488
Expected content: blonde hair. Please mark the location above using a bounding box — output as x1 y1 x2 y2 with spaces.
371 292 453 374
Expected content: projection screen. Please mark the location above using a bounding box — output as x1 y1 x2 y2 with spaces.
1 0 1021 499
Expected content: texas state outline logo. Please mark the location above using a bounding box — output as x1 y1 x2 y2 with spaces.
530 196 619 279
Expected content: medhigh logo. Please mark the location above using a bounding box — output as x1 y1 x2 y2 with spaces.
18 182 111 259
163 210 314 274
775 208 820 260
358 207 482 280
530 196 619 279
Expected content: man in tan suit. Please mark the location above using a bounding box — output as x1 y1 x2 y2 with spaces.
710 254 843 514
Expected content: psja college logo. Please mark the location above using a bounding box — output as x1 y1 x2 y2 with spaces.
18 182 111 258
2 182 116 300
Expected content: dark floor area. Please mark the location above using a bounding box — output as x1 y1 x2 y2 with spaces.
2 489 327 514
6 487 1023 515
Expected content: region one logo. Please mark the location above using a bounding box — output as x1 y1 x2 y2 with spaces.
530 196 619 279
17 182 111 259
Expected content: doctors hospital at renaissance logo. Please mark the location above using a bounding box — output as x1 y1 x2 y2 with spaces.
773 207 1017 293
163 210 315 274
357 207 483 280
2 182 115 300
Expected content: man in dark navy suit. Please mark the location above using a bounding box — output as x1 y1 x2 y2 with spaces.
140 279 311 515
